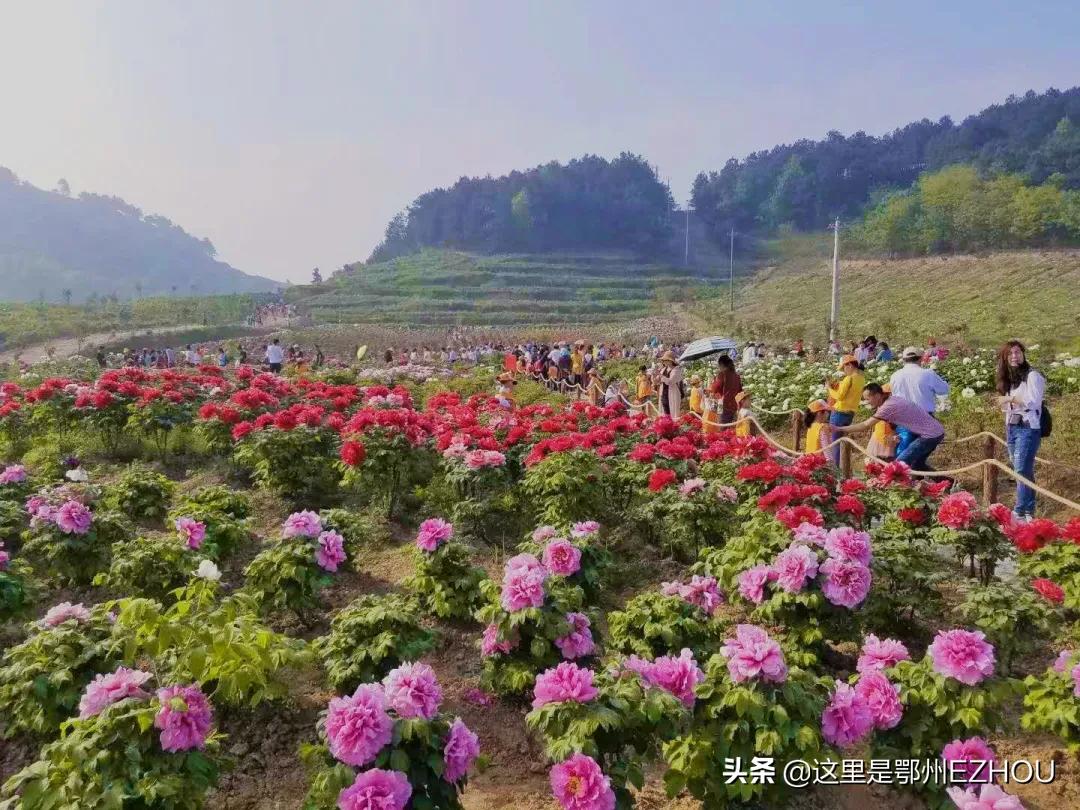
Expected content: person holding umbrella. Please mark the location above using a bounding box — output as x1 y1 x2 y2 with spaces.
709 354 743 425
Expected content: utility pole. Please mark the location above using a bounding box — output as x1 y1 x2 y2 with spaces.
684 207 690 266
728 227 735 313
829 218 840 343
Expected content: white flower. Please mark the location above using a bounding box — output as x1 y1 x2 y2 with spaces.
1029 344 1040 351
961 387 976 399
65 467 89 482
195 559 221 581
962 357 972 365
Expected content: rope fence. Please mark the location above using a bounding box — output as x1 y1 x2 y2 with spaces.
519 370 1080 514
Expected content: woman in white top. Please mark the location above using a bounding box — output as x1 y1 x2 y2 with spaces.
995 340 1046 518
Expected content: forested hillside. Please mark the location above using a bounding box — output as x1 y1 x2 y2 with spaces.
368 153 675 262
691 86 1080 238
0 168 279 303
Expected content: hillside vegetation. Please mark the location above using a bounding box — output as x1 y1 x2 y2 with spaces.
690 235 1080 350
0 168 279 303
290 249 714 327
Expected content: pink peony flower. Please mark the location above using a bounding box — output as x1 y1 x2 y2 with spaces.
550 753 615 810
720 624 788 684
737 564 776 604
443 717 480 783
532 662 598 709
662 575 724 616
938 491 979 530
175 517 207 550
326 684 394 766
282 510 322 538
79 667 153 718
532 525 558 542
555 613 596 659
855 670 903 730
316 530 347 572
819 557 872 608
463 687 495 707
942 737 996 784
501 553 547 612
678 477 707 496
570 520 601 538
1052 649 1075 673
337 768 412 810
857 634 911 674
631 648 703 707
42 601 91 627
772 543 820 593
416 517 454 551
543 540 582 577
480 623 517 657
1072 664 1080 699
383 662 442 719
928 629 996 686
154 684 213 752
54 499 92 534
0 542 8 571
821 680 874 749
945 783 1026 810
792 521 828 546
0 464 27 484
823 526 872 566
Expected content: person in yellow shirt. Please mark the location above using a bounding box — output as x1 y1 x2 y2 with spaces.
571 343 585 388
702 388 721 434
635 365 653 403
826 355 865 465
803 399 832 454
866 383 899 462
734 391 753 437
688 374 704 416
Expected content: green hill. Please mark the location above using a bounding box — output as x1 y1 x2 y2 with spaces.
289 250 718 327
688 234 1080 351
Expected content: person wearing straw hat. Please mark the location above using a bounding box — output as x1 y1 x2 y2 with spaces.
658 351 684 419
688 374 704 416
865 384 899 461
734 391 753 437
496 371 517 409
826 354 865 465
586 367 604 406
803 399 833 454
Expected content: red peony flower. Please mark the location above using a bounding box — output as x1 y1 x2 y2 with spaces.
340 440 366 467
1032 578 1065 604
835 494 866 519
648 468 678 492
897 507 926 525
775 504 824 530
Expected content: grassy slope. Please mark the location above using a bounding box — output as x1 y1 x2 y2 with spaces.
689 235 1080 352
289 249 712 327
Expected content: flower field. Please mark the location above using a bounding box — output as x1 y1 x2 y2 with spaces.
1 360 1080 809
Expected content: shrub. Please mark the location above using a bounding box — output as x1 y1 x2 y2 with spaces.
22 508 133 586
0 688 222 808
103 464 175 523
0 603 127 738
112 579 310 707
166 505 251 560
233 425 342 507
517 526 612 602
175 484 250 519
607 590 726 660
955 581 1059 675
0 557 33 622
521 450 608 526
405 543 486 621
242 536 336 617
527 665 690 805
126 396 195 459
315 593 438 694
319 507 390 559
93 535 197 601
632 479 740 560
1022 651 1080 753
861 532 948 641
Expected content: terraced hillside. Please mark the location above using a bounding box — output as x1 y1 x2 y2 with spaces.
289 250 717 326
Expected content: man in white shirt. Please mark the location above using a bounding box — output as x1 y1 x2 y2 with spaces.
888 347 950 413
265 339 285 373
742 342 758 366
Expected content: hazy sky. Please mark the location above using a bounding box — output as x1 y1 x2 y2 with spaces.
2 1 1077 283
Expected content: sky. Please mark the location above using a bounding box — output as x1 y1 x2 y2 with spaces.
1 1 1078 284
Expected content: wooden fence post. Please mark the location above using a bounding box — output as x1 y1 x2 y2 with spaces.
791 411 803 452
982 435 998 506
839 439 852 479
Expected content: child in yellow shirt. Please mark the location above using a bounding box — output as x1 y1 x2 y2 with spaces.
734 391 753 438
866 384 899 461
803 399 832 454
688 374 704 416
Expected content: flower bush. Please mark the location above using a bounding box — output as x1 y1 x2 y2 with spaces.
21 500 133 586
102 463 175 523
315 593 438 693
606 586 727 660
1022 650 1080 753
92 534 197 601
233 422 343 507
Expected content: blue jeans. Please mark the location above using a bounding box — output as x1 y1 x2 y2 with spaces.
829 411 854 465
1007 424 1041 516
896 433 943 472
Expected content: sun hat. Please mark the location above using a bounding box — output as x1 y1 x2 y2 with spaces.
735 391 750 404
689 374 702 384
660 351 678 365
496 372 516 385
808 399 832 413
902 346 922 360
838 354 858 369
